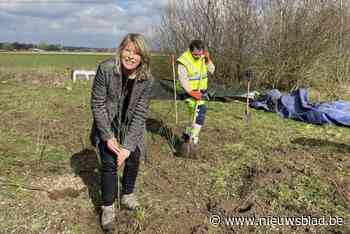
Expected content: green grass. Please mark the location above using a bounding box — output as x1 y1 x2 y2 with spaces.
0 53 110 71
148 99 350 233
0 53 349 233
0 53 173 80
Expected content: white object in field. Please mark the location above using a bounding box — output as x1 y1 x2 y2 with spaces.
72 70 96 82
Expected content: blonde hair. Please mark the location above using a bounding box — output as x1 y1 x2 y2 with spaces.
115 33 151 80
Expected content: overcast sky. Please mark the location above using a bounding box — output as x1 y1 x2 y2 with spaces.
0 0 168 48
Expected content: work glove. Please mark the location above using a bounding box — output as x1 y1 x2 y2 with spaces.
189 90 202 100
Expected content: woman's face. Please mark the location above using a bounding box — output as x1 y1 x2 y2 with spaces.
121 41 141 72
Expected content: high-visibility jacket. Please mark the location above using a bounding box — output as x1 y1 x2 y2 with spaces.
177 49 208 91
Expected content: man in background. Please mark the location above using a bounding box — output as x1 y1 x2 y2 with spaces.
176 40 215 157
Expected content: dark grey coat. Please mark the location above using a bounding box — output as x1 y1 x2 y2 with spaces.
90 58 153 157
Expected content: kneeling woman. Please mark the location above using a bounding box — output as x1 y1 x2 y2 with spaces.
90 33 153 230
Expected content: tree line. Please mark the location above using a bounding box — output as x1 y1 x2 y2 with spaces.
0 42 111 52
0 42 62 51
159 0 350 90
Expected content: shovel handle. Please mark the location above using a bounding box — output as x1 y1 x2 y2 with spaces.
245 80 251 115
172 55 178 124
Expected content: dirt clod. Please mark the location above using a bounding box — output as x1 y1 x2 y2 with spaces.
48 188 86 200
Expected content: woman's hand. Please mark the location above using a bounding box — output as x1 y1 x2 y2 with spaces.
106 138 130 167
107 137 121 155
117 148 131 167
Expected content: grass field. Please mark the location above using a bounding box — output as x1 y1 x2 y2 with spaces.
0 52 110 71
0 53 349 233
0 52 172 81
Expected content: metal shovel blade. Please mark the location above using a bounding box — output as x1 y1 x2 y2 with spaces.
179 141 198 159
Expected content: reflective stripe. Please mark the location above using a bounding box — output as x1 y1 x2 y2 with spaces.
188 74 208 80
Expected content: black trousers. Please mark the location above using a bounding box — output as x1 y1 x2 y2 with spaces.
98 141 140 206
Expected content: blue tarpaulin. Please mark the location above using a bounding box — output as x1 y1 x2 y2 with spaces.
250 89 350 127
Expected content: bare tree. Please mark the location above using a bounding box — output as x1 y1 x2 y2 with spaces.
159 0 350 89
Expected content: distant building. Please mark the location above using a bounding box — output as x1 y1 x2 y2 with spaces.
31 48 44 52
